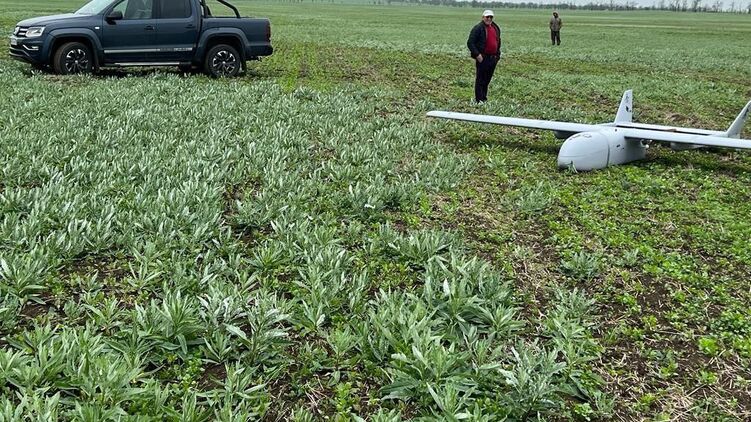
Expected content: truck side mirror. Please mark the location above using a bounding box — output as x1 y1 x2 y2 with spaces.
106 10 123 21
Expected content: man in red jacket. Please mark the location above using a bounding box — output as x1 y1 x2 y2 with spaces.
467 10 502 103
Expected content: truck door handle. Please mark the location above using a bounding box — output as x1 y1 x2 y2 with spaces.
144 25 155 31
185 24 195 29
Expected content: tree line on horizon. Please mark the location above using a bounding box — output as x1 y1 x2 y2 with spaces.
365 0 751 12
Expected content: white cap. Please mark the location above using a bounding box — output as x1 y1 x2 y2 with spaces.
482 10 494 17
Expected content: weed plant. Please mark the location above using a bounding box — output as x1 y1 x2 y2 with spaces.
0 70 602 418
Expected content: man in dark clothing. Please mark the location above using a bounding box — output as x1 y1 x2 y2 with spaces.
550 11 562 46
467 9 501 103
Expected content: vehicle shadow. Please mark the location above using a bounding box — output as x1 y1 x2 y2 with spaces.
19 65 268 80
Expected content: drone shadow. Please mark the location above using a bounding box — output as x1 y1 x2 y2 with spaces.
643 148 751 175
453 133 751 175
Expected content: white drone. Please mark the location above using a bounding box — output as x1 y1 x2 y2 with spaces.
428 90 751 171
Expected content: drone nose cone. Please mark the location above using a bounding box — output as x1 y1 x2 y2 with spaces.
557 132 610 171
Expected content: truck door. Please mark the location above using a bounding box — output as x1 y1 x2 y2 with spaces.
153 0 199 63
101 0 157 63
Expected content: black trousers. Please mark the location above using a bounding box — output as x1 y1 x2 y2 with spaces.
551 31 561 45
474 54 498 103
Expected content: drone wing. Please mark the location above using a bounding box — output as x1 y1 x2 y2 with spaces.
427 103 751 150
621 128 751 150
426 111 599 134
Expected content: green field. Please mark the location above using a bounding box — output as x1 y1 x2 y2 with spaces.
1 1 751 420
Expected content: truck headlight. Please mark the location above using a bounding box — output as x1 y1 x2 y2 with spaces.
25 27 45 38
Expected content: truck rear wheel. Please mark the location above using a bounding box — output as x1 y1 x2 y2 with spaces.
53 42 93 75
204 44 241 78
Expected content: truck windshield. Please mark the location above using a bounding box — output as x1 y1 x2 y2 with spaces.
76 0 115 15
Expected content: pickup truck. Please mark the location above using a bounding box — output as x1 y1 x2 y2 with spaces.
9 0 272 77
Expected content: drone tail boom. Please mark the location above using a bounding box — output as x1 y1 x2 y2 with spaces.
726 100 751 139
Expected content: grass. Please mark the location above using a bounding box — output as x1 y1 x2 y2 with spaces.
1 0 751 420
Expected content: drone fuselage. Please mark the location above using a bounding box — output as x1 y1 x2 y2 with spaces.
558 128 647 170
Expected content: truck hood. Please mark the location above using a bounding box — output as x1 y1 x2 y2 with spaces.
17 13 87 28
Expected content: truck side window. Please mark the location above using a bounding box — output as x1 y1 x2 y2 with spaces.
160 0 191 19
112 0 154 20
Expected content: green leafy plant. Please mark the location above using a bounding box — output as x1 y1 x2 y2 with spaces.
561 251 602 281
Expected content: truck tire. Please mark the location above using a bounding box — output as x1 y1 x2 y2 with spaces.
204 44 241 78
53 42 93 75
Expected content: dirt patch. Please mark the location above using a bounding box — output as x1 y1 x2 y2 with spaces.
222 180 262 218
64 254 128 281
638 275 672 320
197 363 227 390
19 291 55 320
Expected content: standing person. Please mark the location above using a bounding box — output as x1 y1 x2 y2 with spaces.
467 9 501 104
550 11 562 46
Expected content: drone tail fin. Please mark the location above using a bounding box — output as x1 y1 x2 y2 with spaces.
725 100 751 138
614 90 633 123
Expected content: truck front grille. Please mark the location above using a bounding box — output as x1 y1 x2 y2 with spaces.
14 27 28 37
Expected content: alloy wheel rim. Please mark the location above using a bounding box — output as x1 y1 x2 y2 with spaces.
64 48 89 73
210 50 237 76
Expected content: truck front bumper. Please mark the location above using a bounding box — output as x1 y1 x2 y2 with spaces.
9 36 46 65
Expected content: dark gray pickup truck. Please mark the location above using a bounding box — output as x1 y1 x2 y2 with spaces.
9 0 272 77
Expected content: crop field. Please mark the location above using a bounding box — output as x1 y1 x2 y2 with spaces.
1 0 751 420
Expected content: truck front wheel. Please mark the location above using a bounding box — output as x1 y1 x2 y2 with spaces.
204 44 241 78
53 42 93 75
